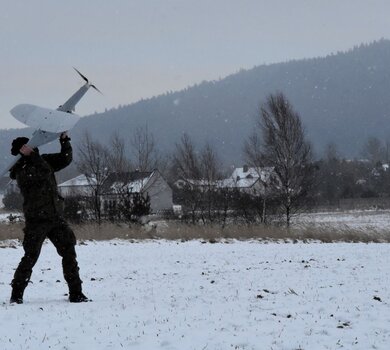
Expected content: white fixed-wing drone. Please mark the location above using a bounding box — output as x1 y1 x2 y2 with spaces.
1 68 100 178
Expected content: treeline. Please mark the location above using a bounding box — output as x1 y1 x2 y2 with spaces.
315 139 390 206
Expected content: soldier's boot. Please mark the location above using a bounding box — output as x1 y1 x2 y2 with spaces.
10 287 24 304
69 291 90 303
68 282 91 303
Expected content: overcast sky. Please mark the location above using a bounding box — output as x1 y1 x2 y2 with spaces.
1 0 390 129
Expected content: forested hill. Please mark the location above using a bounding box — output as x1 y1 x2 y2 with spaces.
1 39 390 172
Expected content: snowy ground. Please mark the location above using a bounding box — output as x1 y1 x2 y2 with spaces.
0 212 22 223
3 208 390 231
0 240 389 350
295 210 390 232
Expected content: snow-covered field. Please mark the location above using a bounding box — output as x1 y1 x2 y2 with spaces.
295 210 390 232
0 212 22 223
3 208 390 230
1 240 389 350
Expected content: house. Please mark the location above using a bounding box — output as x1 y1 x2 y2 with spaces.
0 178 9 208
174 166 278 197
58 170 173 214
174 178 217 191
0 177 10 195
221 166 277 196
57 174 96 197
100 170 173 213
0 178 19 195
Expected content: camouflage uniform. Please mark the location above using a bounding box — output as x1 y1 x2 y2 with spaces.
10 137 83 299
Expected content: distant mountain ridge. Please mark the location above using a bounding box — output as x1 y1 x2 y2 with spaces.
1 39 390 174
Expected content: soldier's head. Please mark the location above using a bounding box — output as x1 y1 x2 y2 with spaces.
11 137 30 156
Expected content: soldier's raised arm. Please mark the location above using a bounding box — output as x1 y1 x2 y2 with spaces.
42 132 73 172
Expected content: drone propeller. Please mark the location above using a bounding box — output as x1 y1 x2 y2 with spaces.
90 84 103 95
73 67 89 83
73 67 102 95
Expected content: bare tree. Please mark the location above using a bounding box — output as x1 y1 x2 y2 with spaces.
171 134 202 223
109 132 132 173
361 136 385 165
172 133 201 181
316 143 343 205
131 125 159 172
324 142 340 163
244 133 263 170
244 132 273 223
199 142 223 223
258 92 314 226
130 126 170 215
76 129 166 224
171 135 228 224
200 143 221 182
77 132 111 225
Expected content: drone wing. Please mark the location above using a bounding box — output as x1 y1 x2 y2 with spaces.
10 104 80 133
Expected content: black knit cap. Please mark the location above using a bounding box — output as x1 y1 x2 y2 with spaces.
11 137 29 156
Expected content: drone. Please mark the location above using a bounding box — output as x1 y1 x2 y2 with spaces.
1 68 100 177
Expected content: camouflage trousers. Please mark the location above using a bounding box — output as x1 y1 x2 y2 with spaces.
12 218 82 295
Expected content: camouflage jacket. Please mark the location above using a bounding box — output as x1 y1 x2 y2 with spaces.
10 137 72 222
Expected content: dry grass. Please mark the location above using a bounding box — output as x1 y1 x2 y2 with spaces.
1 221 389 243
0 223 24 241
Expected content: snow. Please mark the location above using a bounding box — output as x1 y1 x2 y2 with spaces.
222 167 274 189
1 240 389 349
296 210 390 232
0 212 22 223
111 177 150 194
175 167 274 190
58 174 96 187
3 208 390 234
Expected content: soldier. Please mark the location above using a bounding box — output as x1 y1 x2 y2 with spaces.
9 133 89 304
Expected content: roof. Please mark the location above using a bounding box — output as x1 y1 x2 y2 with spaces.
176 178 216 187
58 174 96 187
58 171 158 194
175 167 276 190
101 171 154 194
222 167 275 188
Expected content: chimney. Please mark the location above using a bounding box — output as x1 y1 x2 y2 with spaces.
243 165 249 173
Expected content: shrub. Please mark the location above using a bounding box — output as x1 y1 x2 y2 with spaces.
3 191 23 211
63 196 88 223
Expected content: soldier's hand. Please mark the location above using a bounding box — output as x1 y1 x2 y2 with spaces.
19 144 34 156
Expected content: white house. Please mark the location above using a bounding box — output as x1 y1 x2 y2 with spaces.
100 170 173 213
221 166 277 196
174 166 278 197
57 174 96 197
58 170 173 213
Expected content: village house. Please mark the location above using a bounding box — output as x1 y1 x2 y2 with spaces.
0 178 19 196
221 166 278 196
57 174 95 197
174 165 278 196
58 170 173 214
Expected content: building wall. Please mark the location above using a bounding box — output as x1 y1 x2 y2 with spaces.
144 173 173 212
58 172 173 214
